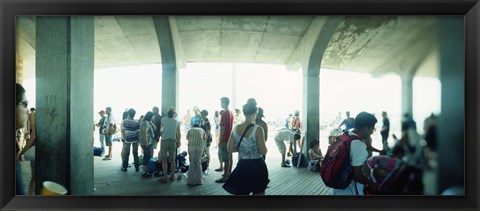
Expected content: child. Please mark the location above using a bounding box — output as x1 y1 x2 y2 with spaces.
308 139 323 170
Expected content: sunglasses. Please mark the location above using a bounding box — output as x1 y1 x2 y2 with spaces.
18 100 28 108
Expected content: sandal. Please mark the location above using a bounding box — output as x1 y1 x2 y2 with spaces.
214 168 223 172
159 177 169 183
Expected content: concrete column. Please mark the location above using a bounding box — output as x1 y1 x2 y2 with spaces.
153 16 178 116
35 16 94 195
301 16 343 156
438 16 464 194
400 73 414 116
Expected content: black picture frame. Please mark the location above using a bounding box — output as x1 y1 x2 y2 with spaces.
1 0 479 210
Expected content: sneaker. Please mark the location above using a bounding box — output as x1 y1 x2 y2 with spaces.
281 163 291 168
285 160 290 165
214 168 223 172
121 167 127 172
170 175 175 181
135 168 140 172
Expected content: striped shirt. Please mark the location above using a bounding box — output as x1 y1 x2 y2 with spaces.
122 118 140 143
187 127 205 147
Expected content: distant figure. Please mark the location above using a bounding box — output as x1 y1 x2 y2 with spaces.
215 97 234 183
380 111 390 153
285 114 293 129
423 113 437 151
255 107 268 159
215 110 225 171
338 111 355 132
274 128 299 167
186 124 206 187
234 108 244 126
213 110 221 144
199 110 212 169
152 107 162 154
15 83 29 195
95 110 106 154
291 110 302 150
183 109 192 131
189 107 202 127
121 108 140 172
223 98 269 195
139 111 155 177
159 106 182 183
102 107 115 160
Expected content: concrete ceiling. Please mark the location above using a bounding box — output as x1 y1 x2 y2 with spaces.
16 16 439 79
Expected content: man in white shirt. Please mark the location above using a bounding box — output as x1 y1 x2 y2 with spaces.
274 128 301 167
332 111 381 195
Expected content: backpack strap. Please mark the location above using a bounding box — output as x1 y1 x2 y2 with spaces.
237 124 255 149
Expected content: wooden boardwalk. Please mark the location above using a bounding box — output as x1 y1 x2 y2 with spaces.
20 132 333 196
91 142 332 196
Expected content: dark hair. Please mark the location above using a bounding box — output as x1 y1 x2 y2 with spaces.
219 110 225 115
310 139 320 149
242 98 257 116
294 134 301 141
16 83 26 105
144 111 154 121
214 110 219 117
127 108 136 118
122 111 128 120
354 112 377 130
192 124 200 128
168 110 175 118
201 110 209 116
30 108 36 112
220 97 230 106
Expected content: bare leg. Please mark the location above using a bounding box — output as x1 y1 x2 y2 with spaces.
170 159 176 180
162 160 169 181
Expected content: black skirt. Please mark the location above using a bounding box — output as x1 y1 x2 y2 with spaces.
223 158 270 195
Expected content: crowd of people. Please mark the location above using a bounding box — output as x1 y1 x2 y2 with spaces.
15 82 439 196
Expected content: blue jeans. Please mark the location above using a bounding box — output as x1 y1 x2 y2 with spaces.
122 142 139 169
99 133 106 153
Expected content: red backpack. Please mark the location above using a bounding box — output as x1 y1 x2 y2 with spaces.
320 133 360 189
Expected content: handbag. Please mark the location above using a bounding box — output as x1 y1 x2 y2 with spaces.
24 146 35 161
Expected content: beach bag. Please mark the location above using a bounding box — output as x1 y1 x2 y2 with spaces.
93 147 103 156
320 133 359 189
292 153 307 167
109 124 117 136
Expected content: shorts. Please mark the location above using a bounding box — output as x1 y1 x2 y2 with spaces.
218 142 231 162
275 138 287 153
160 139 177 161
105 135 112 146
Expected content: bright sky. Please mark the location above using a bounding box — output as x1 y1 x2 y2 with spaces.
23 62 441 135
